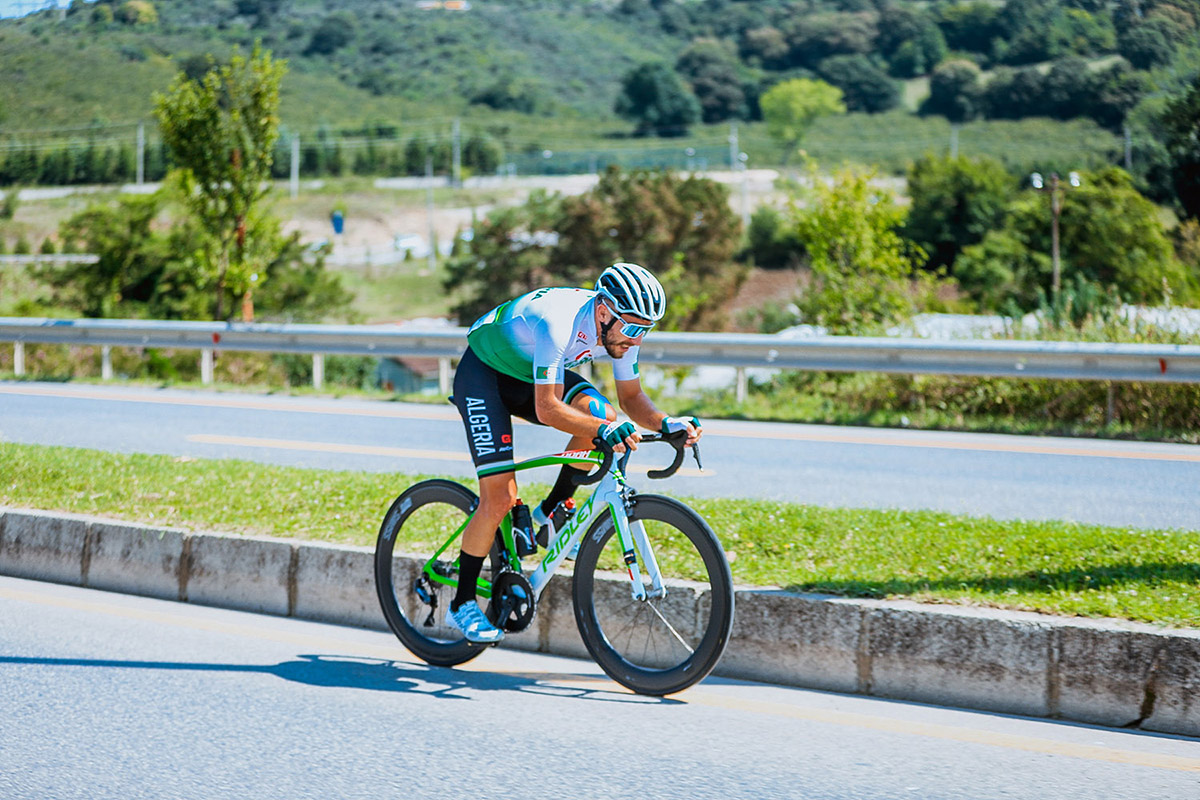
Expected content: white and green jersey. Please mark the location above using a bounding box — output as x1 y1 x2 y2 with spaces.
466 287 640 385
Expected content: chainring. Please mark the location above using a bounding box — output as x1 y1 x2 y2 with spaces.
488 570 537 633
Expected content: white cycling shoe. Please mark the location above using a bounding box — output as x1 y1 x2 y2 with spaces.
445 600 505 644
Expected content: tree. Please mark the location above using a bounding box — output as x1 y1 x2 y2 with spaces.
740 26 789 70
549 167 746 331
877 7 948 78
783 13 877 70
443 192 562 325
614 62 701 137
1118 20 1177 70
903 154 1014 271
1164 76 1200 219
983 67 1045 119
306 13 356 56
154 44 286 320
792 166 926 334
956 168 1185 309
446 168 746 331
816 55 900 114
471 75 543 114
920 60 984 123
1088 61 1152 130
49 192 350 322
936 2 1003 56
745 205 805 269
115 0 157 25
1041 57 1094 120
49 192 173 317
676 40 746 123
760 78 846 164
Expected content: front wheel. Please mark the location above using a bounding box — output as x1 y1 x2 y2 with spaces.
572 494 734 696
374 479 505 667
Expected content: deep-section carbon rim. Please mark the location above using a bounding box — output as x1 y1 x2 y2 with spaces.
572 494 734 696
374 479 501 667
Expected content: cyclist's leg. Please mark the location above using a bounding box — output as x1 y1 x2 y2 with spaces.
536 375 614 521
449 348 520 637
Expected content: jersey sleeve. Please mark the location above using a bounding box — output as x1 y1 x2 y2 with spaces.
531 315 570 385
612 346 640 382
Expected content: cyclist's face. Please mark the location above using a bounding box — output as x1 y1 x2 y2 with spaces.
600 306 652 358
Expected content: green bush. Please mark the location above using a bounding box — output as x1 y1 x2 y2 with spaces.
0 186 19 219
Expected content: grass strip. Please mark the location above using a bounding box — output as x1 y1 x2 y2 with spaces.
2 441 1197 628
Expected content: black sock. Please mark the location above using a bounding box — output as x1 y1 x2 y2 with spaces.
452 552 485 612
539 465 581 517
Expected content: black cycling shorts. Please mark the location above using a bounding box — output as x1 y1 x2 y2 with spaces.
451 346 609 478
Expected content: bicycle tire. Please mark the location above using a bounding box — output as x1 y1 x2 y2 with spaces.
572 494 734 696
374 479 504 667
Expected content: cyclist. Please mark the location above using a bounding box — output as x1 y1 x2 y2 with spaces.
446 262 702 643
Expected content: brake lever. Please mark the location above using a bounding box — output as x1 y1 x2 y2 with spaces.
691 442 703 472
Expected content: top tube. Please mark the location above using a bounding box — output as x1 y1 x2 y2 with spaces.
510 449 605 474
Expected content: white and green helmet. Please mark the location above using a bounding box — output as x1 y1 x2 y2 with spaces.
595 262 666 322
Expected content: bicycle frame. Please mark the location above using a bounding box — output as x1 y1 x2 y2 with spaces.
421 447 668 603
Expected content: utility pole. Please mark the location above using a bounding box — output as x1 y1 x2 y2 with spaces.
728 123 738 173
426 154 437 274
1031 171 1081 303
290 134 300 199
451 118 461 188
739 152 750 229
136 122 145 185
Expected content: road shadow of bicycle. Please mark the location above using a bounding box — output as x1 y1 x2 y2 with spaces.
0 653 681 705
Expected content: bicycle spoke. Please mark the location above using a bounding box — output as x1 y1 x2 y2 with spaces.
645 600 695 655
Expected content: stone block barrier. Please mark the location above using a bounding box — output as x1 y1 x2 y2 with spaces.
2 506 1197 736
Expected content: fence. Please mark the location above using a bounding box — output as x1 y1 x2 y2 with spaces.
3 318 1200 402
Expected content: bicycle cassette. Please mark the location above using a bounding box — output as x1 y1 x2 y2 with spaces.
488 571 536 633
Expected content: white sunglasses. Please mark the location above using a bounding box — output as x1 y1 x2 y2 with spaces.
609 308 655 338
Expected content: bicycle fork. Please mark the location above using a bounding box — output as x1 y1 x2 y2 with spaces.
611 504 667 601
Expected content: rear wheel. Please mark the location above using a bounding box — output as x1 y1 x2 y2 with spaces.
374 479 505 667
572 494 734 696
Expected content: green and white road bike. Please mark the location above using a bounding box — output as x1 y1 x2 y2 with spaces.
373 432 735 696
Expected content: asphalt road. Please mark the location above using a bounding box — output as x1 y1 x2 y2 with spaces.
1 381 1198 531
2 576 1198 800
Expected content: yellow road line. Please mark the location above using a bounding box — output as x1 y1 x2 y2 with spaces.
2 581 1197 773
5 382 1198 464
185 433 710 476
187 433 471 462
702 424 1200 463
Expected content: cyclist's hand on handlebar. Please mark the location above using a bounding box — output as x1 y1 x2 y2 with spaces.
661 415 702 446
598 420 640 453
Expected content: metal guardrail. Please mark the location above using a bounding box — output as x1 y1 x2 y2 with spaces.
0 255 100 265
2 318 1200 397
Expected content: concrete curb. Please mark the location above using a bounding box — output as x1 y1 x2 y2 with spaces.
2 506 1197 736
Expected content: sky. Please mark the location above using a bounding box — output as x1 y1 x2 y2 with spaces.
0 1 67 19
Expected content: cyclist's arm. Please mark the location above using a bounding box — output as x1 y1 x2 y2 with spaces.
615 378 702 445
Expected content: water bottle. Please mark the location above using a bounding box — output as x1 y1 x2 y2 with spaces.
511 500 536 557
